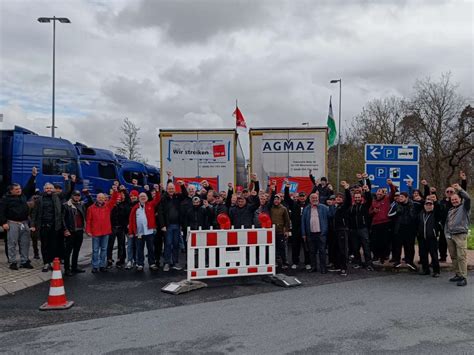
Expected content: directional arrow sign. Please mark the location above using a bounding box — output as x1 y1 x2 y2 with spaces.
365 163 419 193
365 144 419 162
370 147 381 159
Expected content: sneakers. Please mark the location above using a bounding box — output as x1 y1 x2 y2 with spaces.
163 264 170 272
340 269 347 276
457 278 467 287
99 267 107 272
91 268 99 273
372 260 383 266
64 269 73 277
366 265 374 271
352 264 361 269
290 264 298 270
34 254 40 260
393 263 402 269
281 264 289 270
136 265 144 271
407 263 417 271
72 268 86 274
328 267 341 272
172 264 183 271
42 264 50 272
106 260 113 269
305 264 312 270
150 264 159 271
125 261 133 270
432 273 440 278
449 275 463 282
9 263 18 270
20 261 34 269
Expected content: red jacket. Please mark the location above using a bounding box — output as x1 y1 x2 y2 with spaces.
86 191 119 237
369 185 396 225
128 191 161 235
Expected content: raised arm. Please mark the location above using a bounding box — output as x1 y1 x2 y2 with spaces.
23 167 37 199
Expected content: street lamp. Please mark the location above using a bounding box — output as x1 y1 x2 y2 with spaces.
330 78 342 190
38 16 71 138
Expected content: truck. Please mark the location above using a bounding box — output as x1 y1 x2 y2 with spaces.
159 129 246 192
249 127 328 194
1 126 80 195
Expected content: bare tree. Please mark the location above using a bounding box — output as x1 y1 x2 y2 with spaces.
402 73 472 187
114 117 142 161
349 96 408 144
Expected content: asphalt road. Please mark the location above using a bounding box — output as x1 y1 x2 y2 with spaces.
1 271 473 354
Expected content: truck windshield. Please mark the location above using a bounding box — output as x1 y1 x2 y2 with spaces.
98 163 117 180
147 173 160 184
123 171 144 186
42 158 78 176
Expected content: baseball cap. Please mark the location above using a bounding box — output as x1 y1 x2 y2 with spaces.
72 190 81 196
328 195 336 200
192 196 201 203
130 190 139 198
298 192 306 197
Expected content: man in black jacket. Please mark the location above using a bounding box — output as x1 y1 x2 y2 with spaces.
31 182 64 272
391 192 418 271
158 180 186 272
417 199 442 277
348 184 374 270
107 186 130 269
284 182 311 270
0 167 37 270
62 189 93 275
184 197 211 231
228 182 259 229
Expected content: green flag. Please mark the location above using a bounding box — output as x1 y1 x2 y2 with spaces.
327 97 337 147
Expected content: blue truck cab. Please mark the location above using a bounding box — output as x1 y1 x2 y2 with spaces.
0 126 80 195
115 155 147 191
74 143 120 195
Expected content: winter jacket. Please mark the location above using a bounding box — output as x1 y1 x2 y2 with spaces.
158 191 186 227
369 184 396 225
209 203 228 229
229 203 259 229
62 195 93 232
329 188 352 230
184 205 211 231
128 191 161 235
0 175 36 224
445 189 471 236
85 191 120 237
392 200 417 235
31 193 63 232
111 193 132 228
417 207 442 240
270 204 290 234
284 186 308 233
348 191 372 230
301 203 330 238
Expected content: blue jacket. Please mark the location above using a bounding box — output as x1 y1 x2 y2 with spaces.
301 203 331 237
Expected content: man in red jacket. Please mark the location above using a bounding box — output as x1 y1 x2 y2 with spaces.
128 185 161 271
369 179 397 265
86 186 120 273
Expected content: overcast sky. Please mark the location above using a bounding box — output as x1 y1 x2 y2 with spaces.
1 0 472 164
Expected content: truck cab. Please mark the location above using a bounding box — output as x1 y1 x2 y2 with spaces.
0 126 80 195
115 155 147 191
144 163 160 187
75 143 120 195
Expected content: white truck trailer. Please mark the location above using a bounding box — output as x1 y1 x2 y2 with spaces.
159 129 246 192
249 127 328 193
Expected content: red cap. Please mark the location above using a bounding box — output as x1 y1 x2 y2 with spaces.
130 190 139 197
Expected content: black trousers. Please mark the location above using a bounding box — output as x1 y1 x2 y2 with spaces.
418 235 440 274
64 230 84 271
290 229 310 265
350 227 372 266
308 232 326 272
392 225 416 265
438 228 448 260
334 229 349 270
31 230 39 257
371 222 392 261
154 230 164 264
327 227 337 266
275 233 288 265
40 225 63 264
107 226 126 264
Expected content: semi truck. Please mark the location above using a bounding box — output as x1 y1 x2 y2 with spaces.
249 127 328 194
159 129 246 192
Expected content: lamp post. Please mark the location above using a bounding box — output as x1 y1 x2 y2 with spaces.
38 16 71 138
330 79 342 190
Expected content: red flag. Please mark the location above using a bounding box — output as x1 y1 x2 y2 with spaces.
233 107 247 129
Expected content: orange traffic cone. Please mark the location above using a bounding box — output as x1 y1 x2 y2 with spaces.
39 257 74 311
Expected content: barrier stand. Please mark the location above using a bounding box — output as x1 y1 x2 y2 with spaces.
162 224 301 295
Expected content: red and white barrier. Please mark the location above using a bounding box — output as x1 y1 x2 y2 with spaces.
187 226 276 281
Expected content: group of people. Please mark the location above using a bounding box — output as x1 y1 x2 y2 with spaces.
0 168 470 287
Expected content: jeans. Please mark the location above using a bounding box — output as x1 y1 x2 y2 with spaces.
308 232 327 272
290 229 310 265
92 235 109 269
164 224 180 265
154 230 164 265
350 227 372 266
107 226 126 264
7 221 31 264
127 236 137 263
137 233 155 267
64 230 84 271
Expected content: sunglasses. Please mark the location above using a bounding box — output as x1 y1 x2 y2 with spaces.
445 190 455 194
